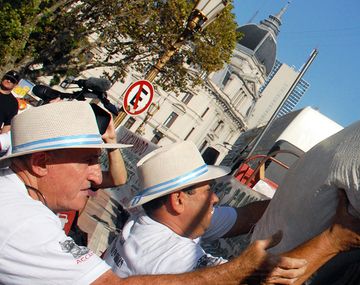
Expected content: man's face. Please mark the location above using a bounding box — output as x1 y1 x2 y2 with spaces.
40 148 103 212
1 76 17 92
183 181 219 239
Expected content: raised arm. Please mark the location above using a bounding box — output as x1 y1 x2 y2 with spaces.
93 115 127 189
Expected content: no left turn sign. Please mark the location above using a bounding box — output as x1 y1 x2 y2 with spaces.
123 80 154 116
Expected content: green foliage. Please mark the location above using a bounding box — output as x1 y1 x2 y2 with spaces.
0 0 55 71
49 73 60 86
2 0 239 93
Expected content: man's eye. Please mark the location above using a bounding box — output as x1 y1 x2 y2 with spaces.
86 156 100 164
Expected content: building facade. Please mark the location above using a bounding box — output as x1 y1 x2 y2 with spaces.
110 4 295 164
52 3 312 166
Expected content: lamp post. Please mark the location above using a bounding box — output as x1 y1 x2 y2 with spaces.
145 0 228 82
114 0 228 128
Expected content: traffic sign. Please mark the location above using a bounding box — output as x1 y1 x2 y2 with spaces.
123 80 154 116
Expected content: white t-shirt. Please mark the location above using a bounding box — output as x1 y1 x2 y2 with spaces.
104 206 237 277
251 121 360 254
0 168 110 284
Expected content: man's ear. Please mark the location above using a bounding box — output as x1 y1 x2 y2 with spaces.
29 152 49 177
168 191 186 214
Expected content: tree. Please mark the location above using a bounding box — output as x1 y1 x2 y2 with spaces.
2 0 240 93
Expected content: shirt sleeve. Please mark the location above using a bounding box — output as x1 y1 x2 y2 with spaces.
201 206 237 241
1 212 110 285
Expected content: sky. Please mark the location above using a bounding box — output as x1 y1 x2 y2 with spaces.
232 0 360 127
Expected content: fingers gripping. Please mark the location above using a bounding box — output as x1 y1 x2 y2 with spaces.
259 257 307 284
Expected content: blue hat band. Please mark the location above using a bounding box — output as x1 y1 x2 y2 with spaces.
131 164 208 206
13 134 103 154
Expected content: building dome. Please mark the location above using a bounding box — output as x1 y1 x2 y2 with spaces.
236 3 289 76
237 24 276 76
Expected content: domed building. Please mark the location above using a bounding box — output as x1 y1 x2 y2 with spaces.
208 3 290 129
237 4 286 76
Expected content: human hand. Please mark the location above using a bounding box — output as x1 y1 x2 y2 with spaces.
243 231 307 285
101 115 116 144
326 189 360 253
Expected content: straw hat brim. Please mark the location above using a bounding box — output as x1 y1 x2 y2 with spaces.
0 143 132 161
127 165 230 209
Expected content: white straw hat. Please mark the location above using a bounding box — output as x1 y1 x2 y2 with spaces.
128 141 230 208
0 101 130 160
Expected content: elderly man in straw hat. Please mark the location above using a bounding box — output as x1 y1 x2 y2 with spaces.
104 140 360 284
0 101 310 284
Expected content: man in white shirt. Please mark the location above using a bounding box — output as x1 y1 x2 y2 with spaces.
0 101 309 285
104 140 360 285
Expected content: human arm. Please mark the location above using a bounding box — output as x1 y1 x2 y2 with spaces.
100 148 127 188
202 201 270 241
1 124 11 133
278 189 360 285
92 115 127 189
223 200 270 238
93 232 307 285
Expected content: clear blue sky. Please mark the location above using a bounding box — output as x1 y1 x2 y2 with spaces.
232 0 360 127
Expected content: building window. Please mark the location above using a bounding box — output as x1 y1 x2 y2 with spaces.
201 107 209 118
222 70 231 87
163 112 178 128
181 93 193 105
199 140 208 153
110 71 120 83
184 127 195 140
214 120 224 133
124 117 136 129
151 132 163 144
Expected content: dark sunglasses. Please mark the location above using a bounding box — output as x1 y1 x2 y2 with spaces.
90 103 111 135
3 75 18 84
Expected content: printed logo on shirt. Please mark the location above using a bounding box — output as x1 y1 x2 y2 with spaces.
59 238 92 263
109 242 125 268
194 254 223 269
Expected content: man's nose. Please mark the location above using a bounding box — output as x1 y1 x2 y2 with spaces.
88 163 103 185
211 191 219 204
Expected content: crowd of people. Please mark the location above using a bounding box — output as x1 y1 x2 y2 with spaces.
0 70 360 284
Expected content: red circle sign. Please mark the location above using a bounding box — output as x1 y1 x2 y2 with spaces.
123 80 154 116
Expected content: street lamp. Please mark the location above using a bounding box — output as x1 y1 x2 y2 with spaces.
135 102 160 135
114 0 228 128
145 0 228 82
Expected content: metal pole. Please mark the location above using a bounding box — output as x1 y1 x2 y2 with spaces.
245 48 318 159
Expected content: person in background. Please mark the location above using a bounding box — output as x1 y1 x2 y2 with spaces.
0 70 20 132
0 101 308 285
0 70 20 154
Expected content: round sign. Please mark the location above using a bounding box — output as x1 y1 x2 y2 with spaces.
123 80 154 116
